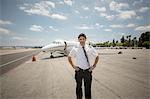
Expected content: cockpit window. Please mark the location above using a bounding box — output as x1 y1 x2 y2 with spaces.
52 41 61 44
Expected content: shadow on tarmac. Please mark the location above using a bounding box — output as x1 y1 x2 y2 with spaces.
40 55 65 60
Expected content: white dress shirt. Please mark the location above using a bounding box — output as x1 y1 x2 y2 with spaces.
68 43 98 70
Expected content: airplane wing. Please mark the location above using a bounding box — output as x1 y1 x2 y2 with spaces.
41 40 78 57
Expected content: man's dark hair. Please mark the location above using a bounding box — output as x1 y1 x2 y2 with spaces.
78 33 87 39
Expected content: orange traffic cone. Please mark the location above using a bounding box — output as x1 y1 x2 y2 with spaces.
32 55 36 62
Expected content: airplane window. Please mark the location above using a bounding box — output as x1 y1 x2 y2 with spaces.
52 41 56 44
52 41 61 44
57 42 61 44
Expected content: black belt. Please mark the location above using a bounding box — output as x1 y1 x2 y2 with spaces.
79 67 90 71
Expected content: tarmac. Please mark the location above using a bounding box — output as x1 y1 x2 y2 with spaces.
0 48 37 55
0 49 149 99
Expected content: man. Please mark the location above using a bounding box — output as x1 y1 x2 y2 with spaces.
68 33 99 99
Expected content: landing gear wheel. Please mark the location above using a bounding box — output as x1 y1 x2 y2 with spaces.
50 52 54 58
50 55 54 58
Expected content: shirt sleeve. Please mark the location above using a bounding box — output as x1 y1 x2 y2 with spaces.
90 46 98 57
68 47 76 58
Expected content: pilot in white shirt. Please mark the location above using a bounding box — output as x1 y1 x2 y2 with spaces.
68 33 99 99
68 43 98 70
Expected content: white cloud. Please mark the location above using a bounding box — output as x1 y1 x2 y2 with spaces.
109 1 129 12
0 20 12 25
94 6 106 12
118 10 136 19
8 36 45 46
82 6 90 11
133 0 143 6
80 16 89 19
75 10 79 14
12 37 27 40
95 23 104 28
138 7 149 12
64 0 73 6
100 13 114 21
12 36 44 44
19 1 67 20
126 23 136 28
76 24 94 30
110 24 123 28
44 1 55 8
49 26 59 31
110 23 136 28
24 7 49 16
76 23 104 30
135 25 150 31
19 6 26 10
30 25 44 32
94 23 104 29
104 29 112 32
105 15 114 20
95 23 100 26
58 1 64 5
19 2 51 16
100 13 107 17
51 14 67 20
0 27 10 34
136 16 142 20
84 7 90 10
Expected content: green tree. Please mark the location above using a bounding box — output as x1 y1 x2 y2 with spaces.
131 37 137 47
120 35 125 43
138 31 150 49
128 35 131 47
112 39 115 47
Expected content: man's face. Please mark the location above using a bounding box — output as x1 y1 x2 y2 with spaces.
78 36 86 45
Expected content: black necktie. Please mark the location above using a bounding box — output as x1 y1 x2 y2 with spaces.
82 46 90 66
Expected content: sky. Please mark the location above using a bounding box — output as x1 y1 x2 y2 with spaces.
0 0 150 46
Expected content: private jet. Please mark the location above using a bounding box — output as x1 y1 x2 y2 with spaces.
41 40 123 58
41 40 78 58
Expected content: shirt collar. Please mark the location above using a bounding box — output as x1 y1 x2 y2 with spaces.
78 43 88 49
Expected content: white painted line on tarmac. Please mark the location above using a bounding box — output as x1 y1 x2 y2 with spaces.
0 52 39 68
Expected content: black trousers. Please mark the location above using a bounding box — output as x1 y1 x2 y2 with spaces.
75 68 92 99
